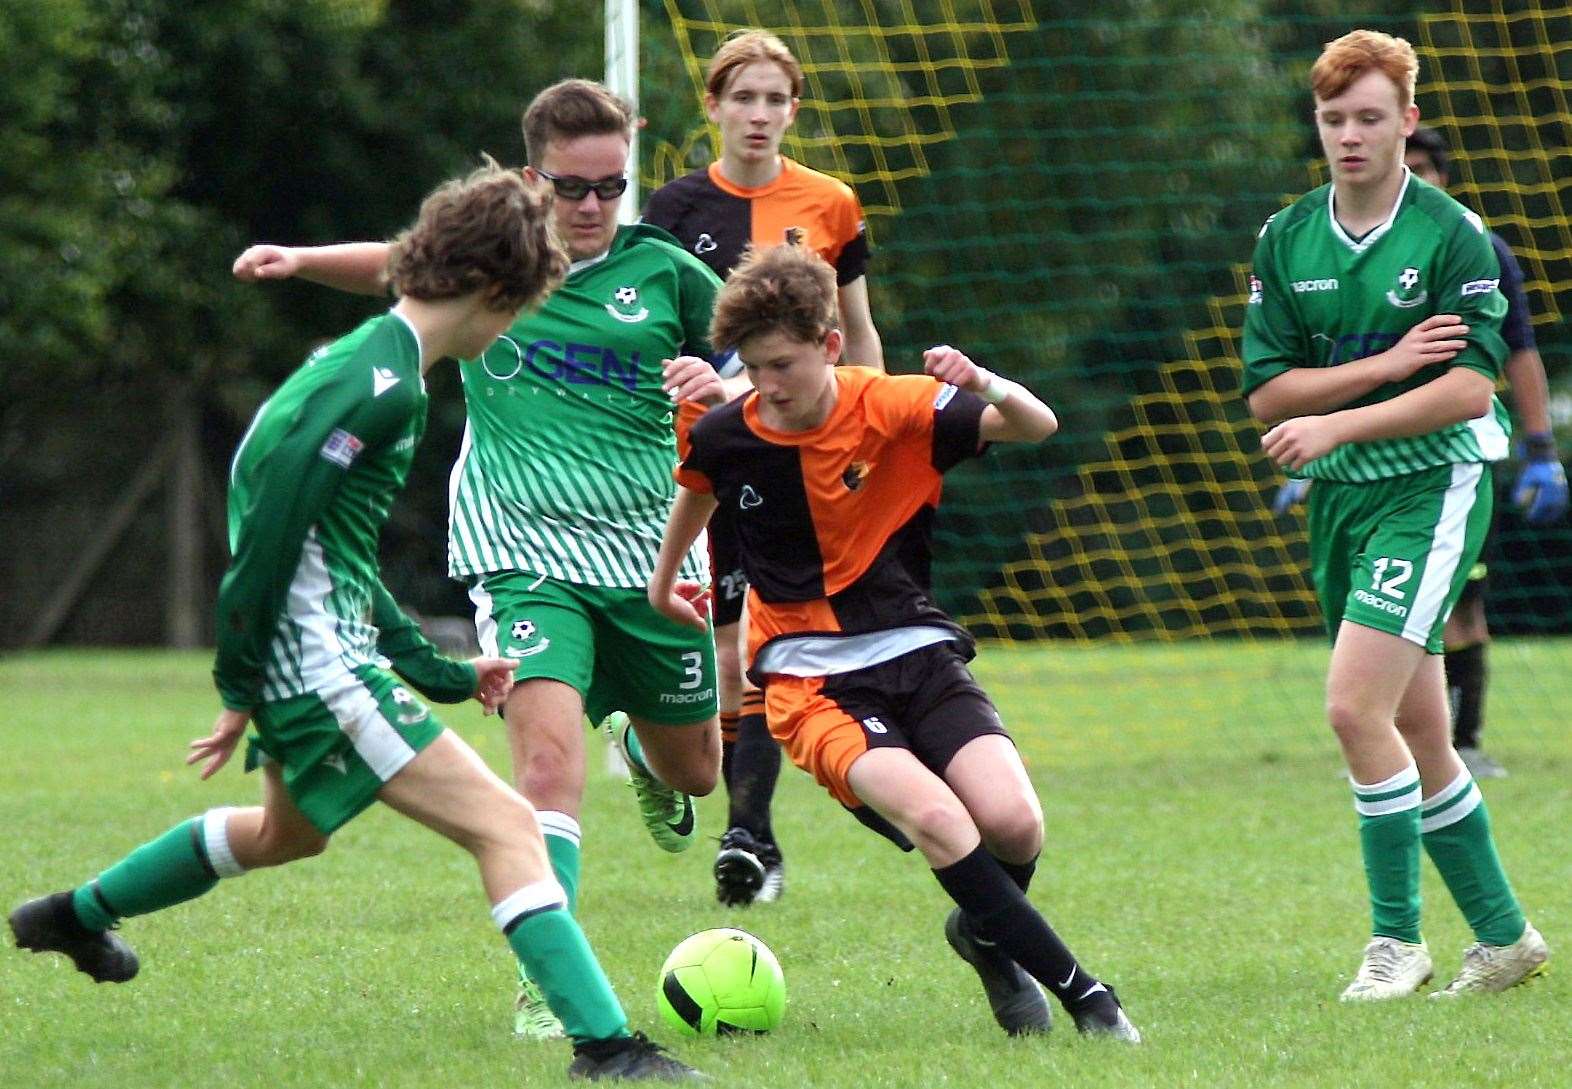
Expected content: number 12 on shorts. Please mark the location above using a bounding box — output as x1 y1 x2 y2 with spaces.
1370 556 1413 599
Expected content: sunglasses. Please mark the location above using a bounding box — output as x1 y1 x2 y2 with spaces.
535 168 629 202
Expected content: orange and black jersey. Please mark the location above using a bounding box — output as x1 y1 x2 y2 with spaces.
642 158 870 286
676 368 987 678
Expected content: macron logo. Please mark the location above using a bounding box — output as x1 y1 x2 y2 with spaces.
373 367 400 397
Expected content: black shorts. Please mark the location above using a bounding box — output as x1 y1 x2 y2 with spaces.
764 641 1010 808
708 501 748 628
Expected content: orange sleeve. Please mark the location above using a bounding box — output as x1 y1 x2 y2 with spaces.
863 373 945 441
673 399 707 461
674 464 714 493
674 400 716 493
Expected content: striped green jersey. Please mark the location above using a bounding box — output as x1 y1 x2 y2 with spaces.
215 312 473 710
1241 170 1511 482
448 224 721 587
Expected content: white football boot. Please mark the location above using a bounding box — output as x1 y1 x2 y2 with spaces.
1433 922 1549 997
1339 936 1433 1001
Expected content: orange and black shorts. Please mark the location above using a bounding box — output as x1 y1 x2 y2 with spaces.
761 642 1008 807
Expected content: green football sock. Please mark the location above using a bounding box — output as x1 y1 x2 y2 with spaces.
537 811 582 914
494 882 628 1043
1352 766 1423 944
71 810 244 931
1422 769 1526 946
622 724 651 776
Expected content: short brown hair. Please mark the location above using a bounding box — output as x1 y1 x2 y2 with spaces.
387 157 567 312
711 244 837 352
521 78 634 164
705 29 803 98
1310 29 1418 109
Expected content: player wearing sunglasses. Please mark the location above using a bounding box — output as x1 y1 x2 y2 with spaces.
232 79 728 1041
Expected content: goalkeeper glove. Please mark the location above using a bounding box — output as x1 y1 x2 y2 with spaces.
1271 477 1311 515
1512 432 1569 525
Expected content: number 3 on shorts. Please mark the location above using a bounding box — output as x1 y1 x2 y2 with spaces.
679 651 703 690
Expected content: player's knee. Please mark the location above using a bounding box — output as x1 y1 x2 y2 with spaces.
980 800 1042 861
903 798 977 858
519 744 575 789
1325 696 1379 743
476 792 543 854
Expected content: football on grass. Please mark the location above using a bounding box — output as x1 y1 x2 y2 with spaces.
655 928 786 1036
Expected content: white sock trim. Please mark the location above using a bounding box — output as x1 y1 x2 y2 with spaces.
202 807 247 878
1421 769 1482 833
537 810 581 847
1422 767 1473 812
1351 764 1421 817
491 879 568 931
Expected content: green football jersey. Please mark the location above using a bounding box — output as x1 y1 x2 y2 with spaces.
215 312 474 711
1241 171 1511 482
448 223 721 587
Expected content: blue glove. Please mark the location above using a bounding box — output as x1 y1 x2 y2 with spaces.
1271 477 1311 515
1512 432 1569 525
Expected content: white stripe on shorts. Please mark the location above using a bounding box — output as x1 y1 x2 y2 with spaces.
318 672 419 782
468 581 500 658
1402 463 1483 646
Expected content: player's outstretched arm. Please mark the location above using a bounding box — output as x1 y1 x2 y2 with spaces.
1247 314 1469 425
1262 365 1494 472
923 345 1057 443
648 485 720 632
838 278 885 371
232 242 392 296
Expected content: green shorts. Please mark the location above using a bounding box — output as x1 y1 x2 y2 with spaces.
1307 463 1493 653
469 570 718 726
245 663 445 835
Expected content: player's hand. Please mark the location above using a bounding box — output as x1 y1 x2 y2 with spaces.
662 355 726 406
1378 314 1469 382
649 580 712 632
1262 415 1344 472
921 345 987 391
1512 435 1569 525
232 244 301 282
469 657 519 715
187 708 252 780
1270 477 1311 514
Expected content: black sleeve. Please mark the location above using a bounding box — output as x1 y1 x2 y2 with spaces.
835 229 870 286
1491 233 1536 353
931 386 988 472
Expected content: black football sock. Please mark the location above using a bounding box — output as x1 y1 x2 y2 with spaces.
1445 642 1487 750
727 703 780 846
932 845 1104 1010
719 712 740 796
996 853 1038 894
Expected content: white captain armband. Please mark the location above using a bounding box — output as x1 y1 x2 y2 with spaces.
975 368 1019 406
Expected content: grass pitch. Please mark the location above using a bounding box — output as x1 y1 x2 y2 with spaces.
2 643 1568 1087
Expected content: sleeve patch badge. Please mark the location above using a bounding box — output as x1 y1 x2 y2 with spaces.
934 384 959 410
320 428 365 469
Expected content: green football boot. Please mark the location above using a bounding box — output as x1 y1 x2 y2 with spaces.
513 963 566 1040
600 712 695 854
